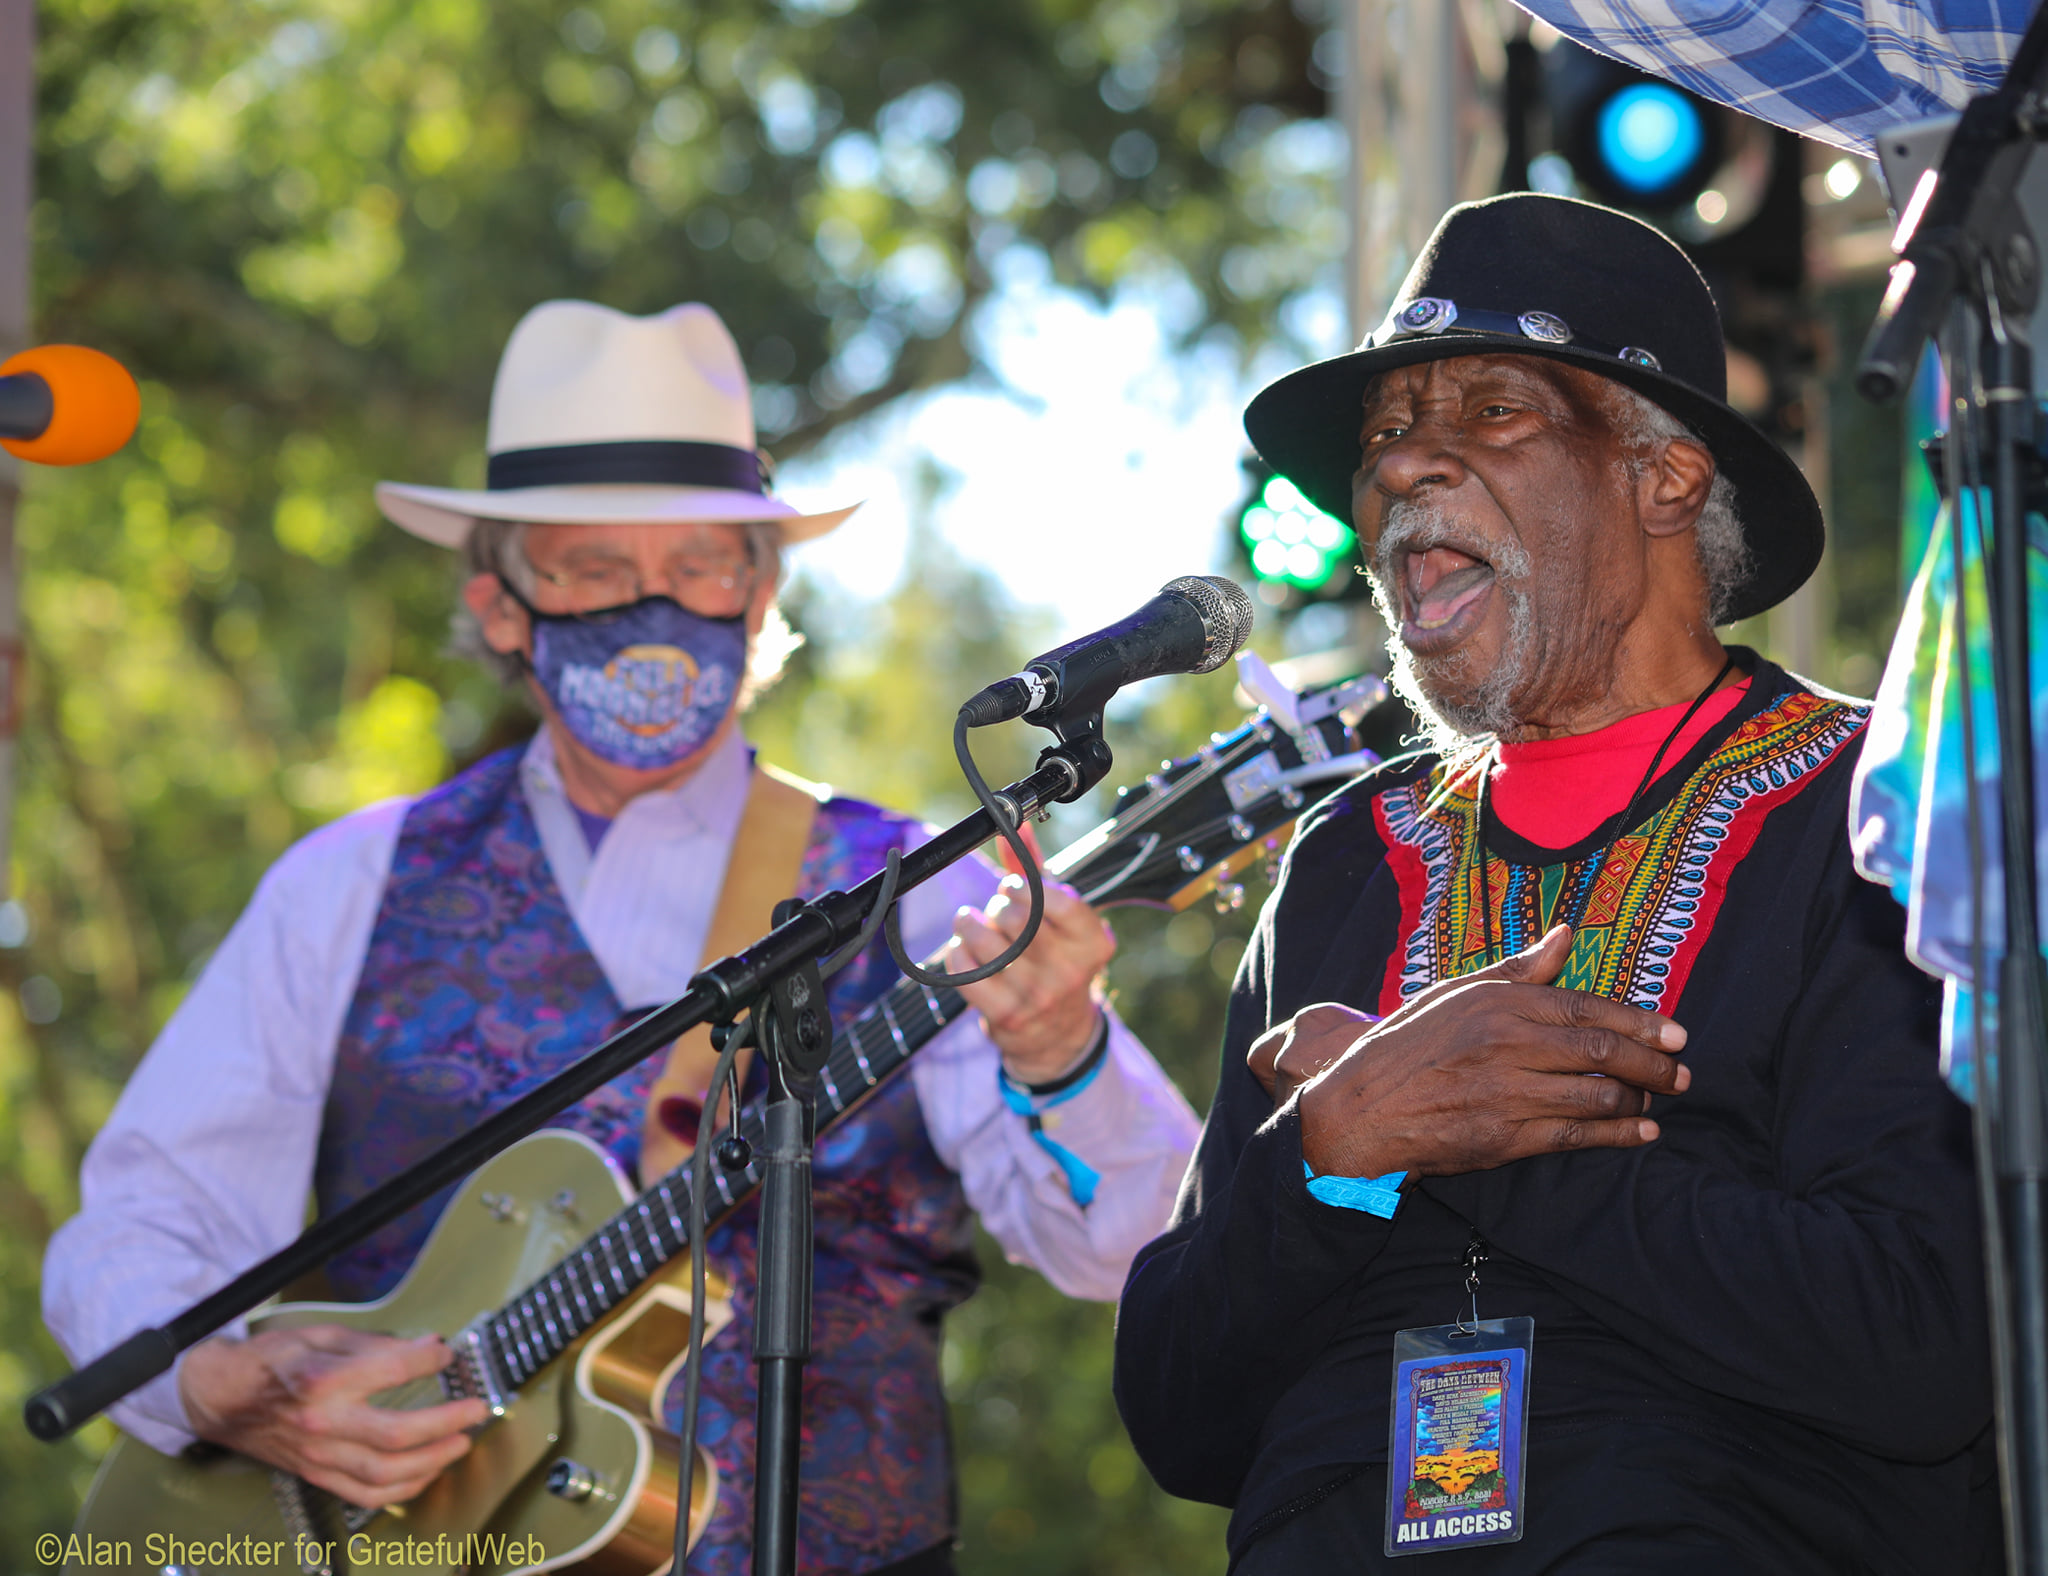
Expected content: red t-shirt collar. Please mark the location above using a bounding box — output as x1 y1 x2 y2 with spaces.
1488 676 1752 849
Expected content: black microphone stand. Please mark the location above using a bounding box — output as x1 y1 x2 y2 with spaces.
744 719 1115 1576
750 906 828 1576
1859 12 2048 1569
21 735 1112 1458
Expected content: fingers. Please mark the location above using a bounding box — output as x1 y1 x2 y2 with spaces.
1512 987 1690 1093
950 878 1112 997
1498 1066 1654 1121
949 878 1110 969
1377 926 1574 1024
1247 1021 1288 1097
1520 1115 1661 1155
286 1331 461 1400
1473 923 1575 985
270 1331 486 1449
981 875 1111 949
1249 1003 1376 1102
328 1390 490 1452
1525 983 1687 1051
951 877 1114 1079
183 1327 487 1510
293 1427 475 1509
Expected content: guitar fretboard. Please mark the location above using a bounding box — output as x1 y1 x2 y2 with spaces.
479 973 967 1388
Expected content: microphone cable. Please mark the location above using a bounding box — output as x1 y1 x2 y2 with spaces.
885 711 1046 988
672 695 1053 1569
671 849 905 1573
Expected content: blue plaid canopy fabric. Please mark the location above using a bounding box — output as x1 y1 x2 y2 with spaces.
1514 0 2039 153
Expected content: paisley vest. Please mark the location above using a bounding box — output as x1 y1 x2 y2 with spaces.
317 745 977 1574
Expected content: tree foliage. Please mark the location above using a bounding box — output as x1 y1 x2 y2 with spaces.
3 0 1348 1559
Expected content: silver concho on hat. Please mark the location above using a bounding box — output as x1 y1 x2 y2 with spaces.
1516 311 1573 345
1395 297 1458 336
1618 346 1662 371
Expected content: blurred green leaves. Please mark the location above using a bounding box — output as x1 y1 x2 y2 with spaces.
34 0 1344 443
5 0 1345 1559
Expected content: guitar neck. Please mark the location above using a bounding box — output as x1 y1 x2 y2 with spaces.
474 973 968 1390
461 673 1383 1393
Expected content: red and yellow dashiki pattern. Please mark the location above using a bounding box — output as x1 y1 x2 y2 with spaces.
1373 689 1870 1016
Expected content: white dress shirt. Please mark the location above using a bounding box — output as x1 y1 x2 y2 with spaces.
42 728 1200 1453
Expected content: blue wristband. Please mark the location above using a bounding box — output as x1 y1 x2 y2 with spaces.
1303 1160 1407 1219
998 1019 1110 1207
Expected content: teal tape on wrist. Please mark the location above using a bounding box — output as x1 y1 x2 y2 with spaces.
998 1028 1110 1207
1302 1160 1407 1219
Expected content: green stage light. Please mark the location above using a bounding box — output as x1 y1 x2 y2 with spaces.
1240 473 1356 592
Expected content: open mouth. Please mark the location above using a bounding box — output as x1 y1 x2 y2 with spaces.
1398 543 1496 650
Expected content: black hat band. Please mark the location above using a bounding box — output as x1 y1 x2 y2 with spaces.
1368 298 1662 372
486 439 770 494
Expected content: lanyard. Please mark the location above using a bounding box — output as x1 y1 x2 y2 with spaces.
1475 656 1736 967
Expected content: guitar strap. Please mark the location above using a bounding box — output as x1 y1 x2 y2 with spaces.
638 762 822 1183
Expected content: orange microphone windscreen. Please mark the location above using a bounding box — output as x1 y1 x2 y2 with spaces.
0 345 141 466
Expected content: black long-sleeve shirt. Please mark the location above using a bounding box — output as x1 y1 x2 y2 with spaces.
1114 662 1997 1573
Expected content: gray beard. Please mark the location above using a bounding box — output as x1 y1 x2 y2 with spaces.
1368 500 1537 753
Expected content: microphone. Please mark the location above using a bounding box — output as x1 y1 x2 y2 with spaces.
0 345 141 466
961 574 1255 728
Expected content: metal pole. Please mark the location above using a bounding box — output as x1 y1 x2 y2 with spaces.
1983 303 2048 1575
0 0 32 901
1340 0 1500 655
749 1077 813 1576
1343 0 1500 344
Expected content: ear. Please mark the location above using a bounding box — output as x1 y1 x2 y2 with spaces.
463 572 530 656
1639 438 1716 540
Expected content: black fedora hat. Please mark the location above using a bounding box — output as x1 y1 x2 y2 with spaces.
1243 192 1821 624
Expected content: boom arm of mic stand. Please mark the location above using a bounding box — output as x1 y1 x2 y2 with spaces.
23 749 1095 1443
1858 2 2048 402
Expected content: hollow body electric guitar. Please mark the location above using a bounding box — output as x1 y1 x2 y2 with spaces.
69 668 1386 1576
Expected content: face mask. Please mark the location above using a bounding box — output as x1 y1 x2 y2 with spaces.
523 593 748 771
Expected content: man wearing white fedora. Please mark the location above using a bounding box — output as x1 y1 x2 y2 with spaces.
43 301 1201 1575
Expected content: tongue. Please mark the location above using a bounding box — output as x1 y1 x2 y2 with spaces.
1412 547 1492 626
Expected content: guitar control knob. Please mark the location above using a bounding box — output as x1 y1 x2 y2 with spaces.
1213 881 1246 914
1229 814 1254 842
1177 845 1203 873
547 1458 601 1502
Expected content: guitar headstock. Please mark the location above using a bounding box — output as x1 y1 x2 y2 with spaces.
1046 662 1391 911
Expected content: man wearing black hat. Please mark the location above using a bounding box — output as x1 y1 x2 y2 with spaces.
1113 193 1994 1573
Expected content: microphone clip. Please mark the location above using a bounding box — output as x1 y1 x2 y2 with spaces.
1035 709 1113 803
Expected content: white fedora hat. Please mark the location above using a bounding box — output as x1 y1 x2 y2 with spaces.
376 299 858 547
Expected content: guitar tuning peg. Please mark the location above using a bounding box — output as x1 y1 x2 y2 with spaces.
1213 881 1246 915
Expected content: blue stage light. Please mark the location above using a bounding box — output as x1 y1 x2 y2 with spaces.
1595 84 1705 197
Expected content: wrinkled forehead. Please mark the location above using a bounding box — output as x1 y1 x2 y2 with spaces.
1358 351 1629 421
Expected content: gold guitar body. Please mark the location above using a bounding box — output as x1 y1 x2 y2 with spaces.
71 1131 730 1575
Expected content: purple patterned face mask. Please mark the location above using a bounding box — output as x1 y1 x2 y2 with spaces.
525 594 747 770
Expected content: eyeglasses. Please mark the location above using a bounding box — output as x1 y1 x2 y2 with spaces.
528 551 759 620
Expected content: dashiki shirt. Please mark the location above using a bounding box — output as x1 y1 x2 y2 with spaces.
1114 655 1996 1574
1377 680 1867 1013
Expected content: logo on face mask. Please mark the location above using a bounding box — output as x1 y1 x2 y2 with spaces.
531 599 746 770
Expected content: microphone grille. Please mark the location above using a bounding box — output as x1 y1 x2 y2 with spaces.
1163 575 1256 673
